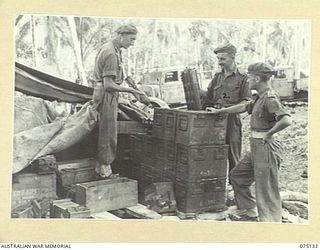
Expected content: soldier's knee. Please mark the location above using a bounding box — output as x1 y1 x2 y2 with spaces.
229 169 236 184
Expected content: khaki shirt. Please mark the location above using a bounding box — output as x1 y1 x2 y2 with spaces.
93 40 124 85
246 89 290 132
207 67 250 107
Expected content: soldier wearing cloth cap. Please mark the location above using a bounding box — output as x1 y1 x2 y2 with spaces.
207 43 251 173
92 24 147 178
207 63 292 222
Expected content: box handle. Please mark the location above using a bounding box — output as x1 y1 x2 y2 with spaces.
200 178 226 192
214 148 227 160
178 147 188 164
178 116 188 131
194 115 207 128
154 113 163 126
194 148 207 161
166 114 175 128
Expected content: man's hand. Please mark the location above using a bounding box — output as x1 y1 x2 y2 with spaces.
131 89 151 105
206 107 222 114
262 132 273 144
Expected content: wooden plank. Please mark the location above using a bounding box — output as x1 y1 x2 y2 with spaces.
176 210 196 220
57 158 95 171
91 211 122 220
159 216 180 221
196 211 226 221
123 204 162 219
11 203 34 218
109 209 133 219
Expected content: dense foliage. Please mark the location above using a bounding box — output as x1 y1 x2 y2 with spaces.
15 15 310 86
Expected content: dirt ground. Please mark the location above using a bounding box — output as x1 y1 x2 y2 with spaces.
241 102 308 194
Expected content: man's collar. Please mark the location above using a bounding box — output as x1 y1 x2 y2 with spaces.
113 39 122 52
258 88 271 97
222 64 238 75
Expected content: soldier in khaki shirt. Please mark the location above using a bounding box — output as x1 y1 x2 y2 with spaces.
207 63 292 222
207 44 251 173
92 25 146 178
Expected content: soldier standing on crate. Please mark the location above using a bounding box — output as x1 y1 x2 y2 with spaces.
207 63 292 222
207 43 251 173
92 24 147 178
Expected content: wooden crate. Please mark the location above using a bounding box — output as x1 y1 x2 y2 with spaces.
50 199 91 218
140 182 177 214
56 158 98 197
75 177 138 213
12 172 57 208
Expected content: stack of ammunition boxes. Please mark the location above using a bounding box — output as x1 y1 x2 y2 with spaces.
130 108 229 214
128 108 177 195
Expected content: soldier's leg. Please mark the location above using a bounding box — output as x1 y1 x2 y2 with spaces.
229 152 256 211
251 138 282 222
226 114 242 172
228 140 241 172
96 92 118 177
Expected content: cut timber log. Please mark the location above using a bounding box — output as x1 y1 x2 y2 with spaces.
282 210 308 224
282 201 308 219
280 191 308 203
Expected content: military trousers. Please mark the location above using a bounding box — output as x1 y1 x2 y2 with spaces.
94 82 119 166
229 137 283 222
226 113 242 172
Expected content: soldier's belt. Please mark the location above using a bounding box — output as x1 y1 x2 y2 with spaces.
251 131 269 139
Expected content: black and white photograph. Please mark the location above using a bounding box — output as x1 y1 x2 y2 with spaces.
12 15 310 223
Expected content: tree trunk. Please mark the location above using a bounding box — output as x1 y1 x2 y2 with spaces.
133 51 137 75
282 201 308 219
127 48 132 76
261 21 267 63
31 15 37 67
294 23 300 80
15 15 24 26
143 51 149 73
194 39 198 67
80 17 84 61
151 19 158 69
67 16 88 86
98 18 102 49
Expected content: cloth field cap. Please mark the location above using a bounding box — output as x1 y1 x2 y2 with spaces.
214 43 237 56
116 24 138 35
247 62 276 76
